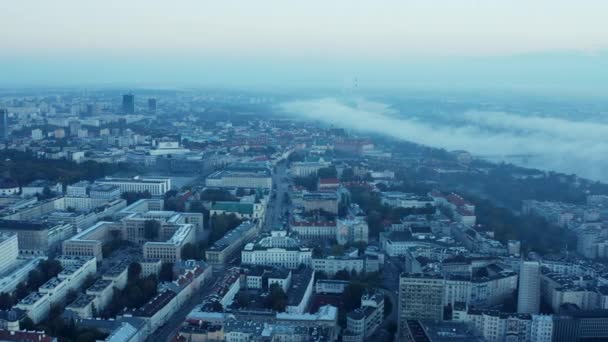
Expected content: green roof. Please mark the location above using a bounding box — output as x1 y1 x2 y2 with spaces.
212 201 254 215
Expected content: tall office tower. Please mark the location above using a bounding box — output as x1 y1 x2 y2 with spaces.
398 274 444 335
122 94 135 114
148 98 157 113
517 260 541 314
0 109 8 141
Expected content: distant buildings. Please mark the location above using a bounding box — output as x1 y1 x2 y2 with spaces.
122 93 135 114
96 176 171 196
0 109 7 141
148 98 156 113
205 169 272 189
518 260 541 314
290 159 330 177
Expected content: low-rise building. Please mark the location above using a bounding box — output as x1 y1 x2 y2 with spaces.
210 201 266 220
343 292 384 342
206 221 259 265
241 231 312 269
96 176 171 196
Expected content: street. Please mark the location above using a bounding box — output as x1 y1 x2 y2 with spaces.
263 161 290 232
151 267 225 342
154 162 290 341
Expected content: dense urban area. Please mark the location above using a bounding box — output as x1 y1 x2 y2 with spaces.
0 89 608 342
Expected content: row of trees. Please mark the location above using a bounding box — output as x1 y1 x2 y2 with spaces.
0 149 130 187
348 185 435 237
103 262 160 317
121 191 152 205
472 196 576 255
209 213 243 244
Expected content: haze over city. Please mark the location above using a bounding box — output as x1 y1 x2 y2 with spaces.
0 2 608 342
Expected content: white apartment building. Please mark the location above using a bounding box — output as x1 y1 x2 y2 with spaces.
17 255 97 324
63 221 120 261
290 161 330 177
311 255 378 276
290 220 336 241
530 314 554 342
518 261 541 314
398 274 445 333
459 308 532 342
205 170 272 189
0 233 19 275
470 272 519 307
241 231 312 269
344 293 384 342
85 279 114 314
96 176 171 196
143 224 195 262
16 292 50 324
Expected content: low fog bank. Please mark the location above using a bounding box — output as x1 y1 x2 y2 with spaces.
279 97 608 182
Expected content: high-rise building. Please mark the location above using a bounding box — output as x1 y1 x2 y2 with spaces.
148 98 157 113
398 273 444 335
0 109 8 141
122 94 135 114
517 260 541 314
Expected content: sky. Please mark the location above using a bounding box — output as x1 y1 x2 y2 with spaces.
1 0 608 89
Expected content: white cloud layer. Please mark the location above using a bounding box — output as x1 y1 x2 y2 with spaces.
279 97 608 181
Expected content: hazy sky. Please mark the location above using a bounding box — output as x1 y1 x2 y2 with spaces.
1 0 608 88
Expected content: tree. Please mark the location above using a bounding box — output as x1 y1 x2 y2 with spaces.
330 244 346 256
387 321 398 340
39 259 63 279
128 262 142 282
265 284 288 312
0 293 14 310
293 175 317 191
343 282 365 312
210 214 242 244
189 200 205 213
159 263 174 282
200 189 237 202
334 270 351 281
121 191 152 205
288 152 304 163
317 166 338 179
21 317 35 331
384 294 393 318
144 220 160 240
341 168 357 182
181 242 203 260
236 292 250 308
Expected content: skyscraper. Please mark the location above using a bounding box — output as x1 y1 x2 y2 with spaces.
517 260 541 314
122 94 135 114
148 98 157 113
0 109 8 141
